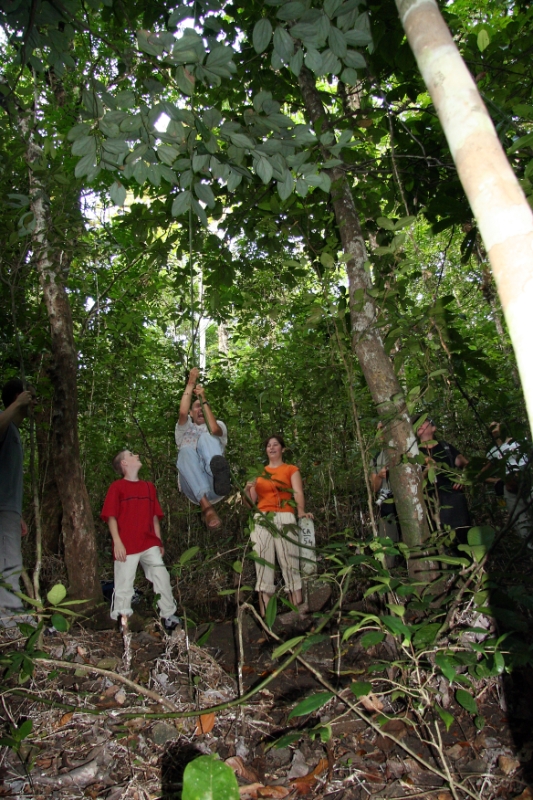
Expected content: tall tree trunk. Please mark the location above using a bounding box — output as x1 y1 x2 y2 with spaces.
298 67 429 552
21 109 101 604
396 0 533 433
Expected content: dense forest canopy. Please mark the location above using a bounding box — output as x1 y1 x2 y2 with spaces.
0 0 532 587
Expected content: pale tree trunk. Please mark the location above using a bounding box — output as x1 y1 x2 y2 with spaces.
21 108 101 604
298 67 429 552
396 0 533 433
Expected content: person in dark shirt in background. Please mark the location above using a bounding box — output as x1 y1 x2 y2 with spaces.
416 417 472 544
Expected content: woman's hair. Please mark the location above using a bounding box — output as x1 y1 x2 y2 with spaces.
263 434 286 451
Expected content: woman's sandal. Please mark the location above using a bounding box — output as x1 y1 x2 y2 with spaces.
202 506 221 530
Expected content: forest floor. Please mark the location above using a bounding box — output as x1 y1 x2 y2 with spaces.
1 590 532 800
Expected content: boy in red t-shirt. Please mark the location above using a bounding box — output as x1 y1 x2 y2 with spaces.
101 450 180 632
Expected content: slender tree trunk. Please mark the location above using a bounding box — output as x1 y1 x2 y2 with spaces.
396 0 533 433
21 109 101 604
298 67 429 551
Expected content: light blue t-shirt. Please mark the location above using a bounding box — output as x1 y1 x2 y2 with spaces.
0 419 23 515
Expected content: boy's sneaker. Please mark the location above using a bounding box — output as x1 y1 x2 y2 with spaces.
210 455 231 496
163 615 181 632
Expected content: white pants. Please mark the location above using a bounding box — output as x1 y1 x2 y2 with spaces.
250 512 302 595
111 546 177 620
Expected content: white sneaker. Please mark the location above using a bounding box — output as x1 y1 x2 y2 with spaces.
163 614 181 632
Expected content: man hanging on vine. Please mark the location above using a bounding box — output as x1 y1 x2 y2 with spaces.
175 367 231 530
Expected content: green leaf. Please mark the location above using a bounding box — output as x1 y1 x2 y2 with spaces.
377 216 396 231
182 755 239 800
305 47 323 74
180 546 200 565
277 1 306 21
288 691 334 719
277 170 294 201
477 29 490 52
435 654 457 682
435 704 454 732
350 681 372 698
171 190 192 217
456 689 478 714
175 66 195 96
343 49 366 69
229 133 255 149
109 181 126 206
272 636 304 659
265 595 277 629
475 715 485 730
273 26 294 63
255 156 273 184
50 613 69 633
46 583 67 606
359 631 385 648
67 123 91 142
194 181 216 208
71 135 96 157
253 19 273 54
328 26 347 58
413 623 440 648
206 45 234 67
232 560 243 574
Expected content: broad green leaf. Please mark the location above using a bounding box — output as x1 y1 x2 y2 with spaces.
360 631 385 648
304 47 323 73
456 689 478 714
253 19 273 54
171 190 192 217
435 654 457 682
255 156 273 184
67 123 91 142
194 181 216 208
477 29 490 52
206 45 234 67
182 755 239 800
324 0 344 18
277 170 294 201
377 216 396 231
343 49 366 69
277 2 306 21
435 704 454 732
50 613 69 632
71 135 96 157
328 26 347 58
475 716 485 730
290 48 304 76
272 636 304 659
288 691 334 719
175 66 195 96
180 546 200 565
265 595 277 629
46 584 67 606
273 26 294 63
413 622 440 648
345 28 372 46
350 681 372 698
232 560 243 574
229 133 254 149
109 181 126 206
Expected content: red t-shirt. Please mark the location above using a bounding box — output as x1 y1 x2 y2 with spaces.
101 479 164 558
256 464 299 513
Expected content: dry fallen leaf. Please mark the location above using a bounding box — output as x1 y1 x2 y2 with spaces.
225 756 259 784
290 757 328 796
196 712 216 735
238 784 264 799
55 712 73 728
358 693 384 713
257 787 290 798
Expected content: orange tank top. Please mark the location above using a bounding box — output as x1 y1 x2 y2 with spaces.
256 463 299 513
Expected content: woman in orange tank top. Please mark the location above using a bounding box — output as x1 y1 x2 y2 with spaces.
245 435 313 618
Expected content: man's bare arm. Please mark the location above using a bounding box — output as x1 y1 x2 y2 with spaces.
178 368 199 426
194 385 223 437
0 392 32 439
